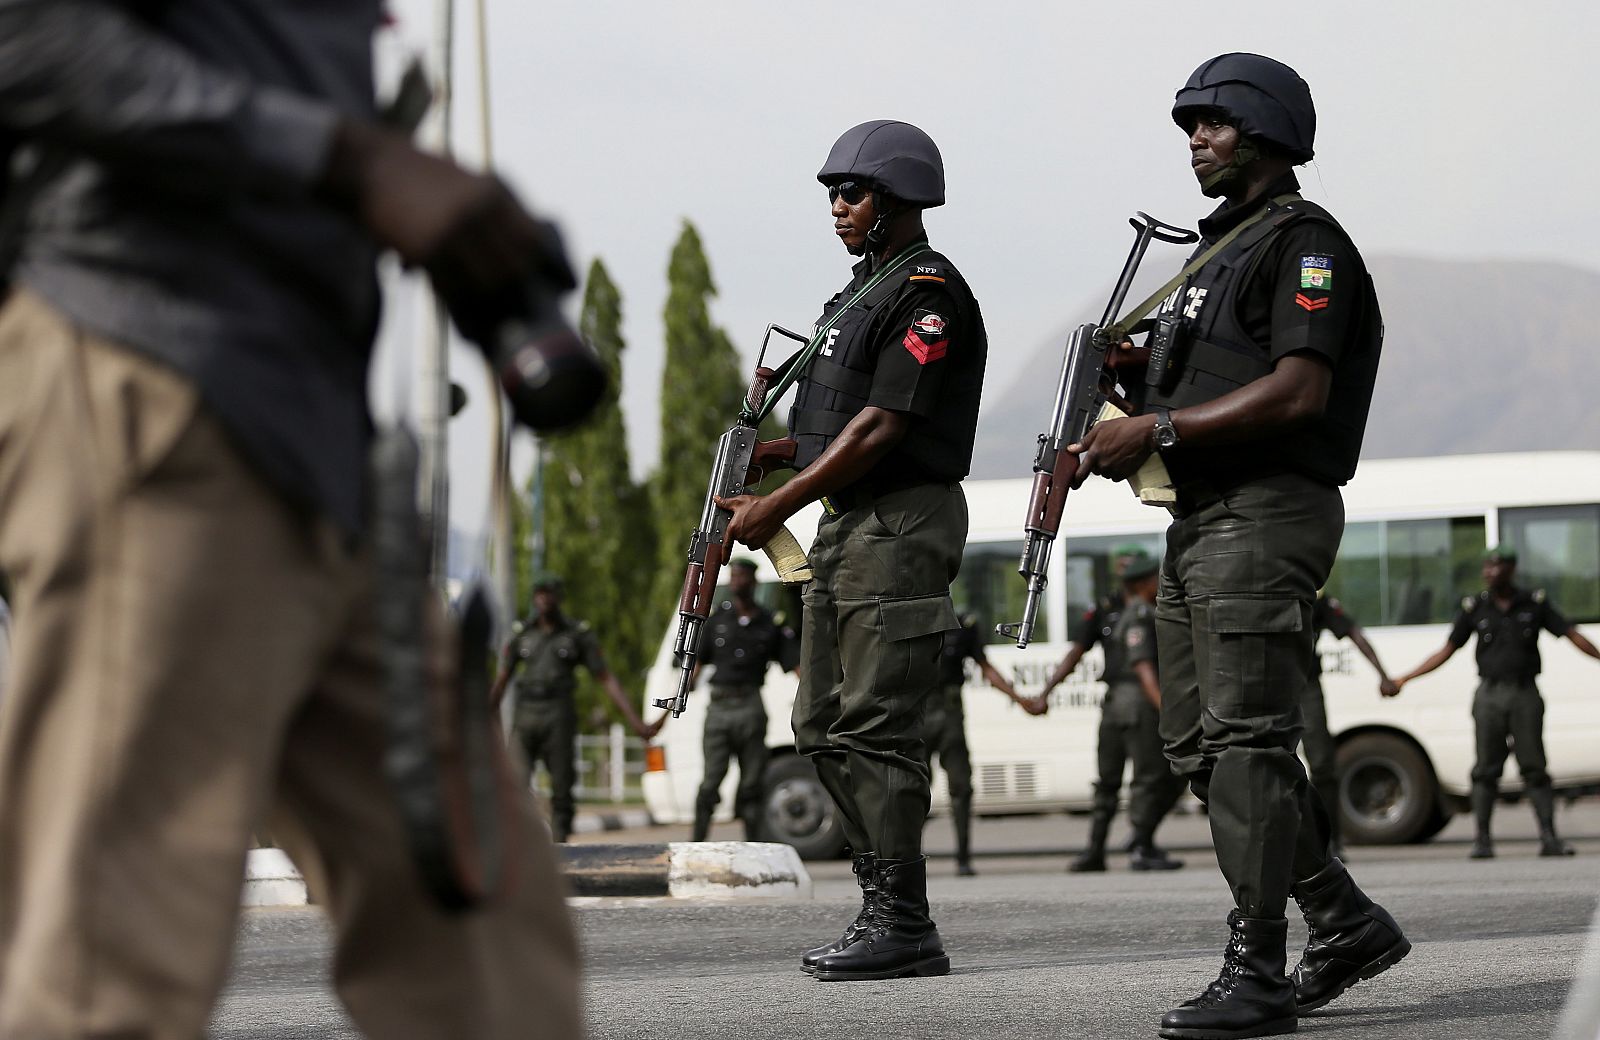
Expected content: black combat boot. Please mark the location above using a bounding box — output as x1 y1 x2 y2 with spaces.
799 851 876 974
812 857 949 981
1289 857 1410 1012
741 815 762 843
1129 829 1185 872
954 798 977 876
1069 812 1111 873
690 806 712 843
1469 783 1495 859
1159 912 1295 1039
1531 786 1575 856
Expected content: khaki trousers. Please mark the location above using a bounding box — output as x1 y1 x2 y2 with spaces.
0 292 582 1039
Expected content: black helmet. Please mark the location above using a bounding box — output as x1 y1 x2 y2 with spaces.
1172 53 1315 163
817 120 945 208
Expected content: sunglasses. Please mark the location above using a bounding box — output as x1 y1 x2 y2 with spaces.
827 181 873 205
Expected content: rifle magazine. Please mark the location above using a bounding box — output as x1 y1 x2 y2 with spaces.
763 526 813 585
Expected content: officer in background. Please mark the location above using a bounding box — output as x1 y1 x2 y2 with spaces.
719 119 987 982
1062 551 1186 873
490 572 657 843
1072 54 1408 1037
1393 546 1600 858
930 611 1039 876
1038 543 1147 705
685 558 797 842
1305 592 1400 856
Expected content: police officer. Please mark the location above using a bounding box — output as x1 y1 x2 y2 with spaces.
685 558 797 842
1305 592 1400 856
1038 543 1146 706
1393 546 1600 859
490 572 656 843
930 612 1037 876
718 119 987 981
1061 552 1187 873
1073 55 1408 1037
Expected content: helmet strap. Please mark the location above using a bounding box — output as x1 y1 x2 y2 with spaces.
1200 136 1261 198
865 191 899 255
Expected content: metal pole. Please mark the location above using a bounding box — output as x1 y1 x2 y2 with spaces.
419 0 456 593
474 0 518 629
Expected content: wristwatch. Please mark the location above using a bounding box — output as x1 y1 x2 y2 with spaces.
1151 407 1180 451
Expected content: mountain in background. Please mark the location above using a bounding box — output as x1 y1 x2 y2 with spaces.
970 257 1600 478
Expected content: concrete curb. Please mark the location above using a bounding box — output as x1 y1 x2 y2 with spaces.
560 842 812 900
243 848 307 907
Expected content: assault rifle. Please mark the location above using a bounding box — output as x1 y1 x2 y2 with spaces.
997 213 1197 649
656 325 815 718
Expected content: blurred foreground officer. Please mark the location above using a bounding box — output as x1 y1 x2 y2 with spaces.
1304 592 1399 856
1067 552 1185 874
1393 546 1600 858
687 558 796 842
718 120 987 981
0 5 581 1037
1072 54 1408 1038
929 612 1037 876
491 572 655 843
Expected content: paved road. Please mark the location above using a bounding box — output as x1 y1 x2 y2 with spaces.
213 804 1600 1039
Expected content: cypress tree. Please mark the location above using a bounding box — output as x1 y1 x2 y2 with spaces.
652 221 746 618
520 258 657 727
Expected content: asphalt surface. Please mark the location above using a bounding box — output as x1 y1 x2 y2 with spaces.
213 804 1600 1039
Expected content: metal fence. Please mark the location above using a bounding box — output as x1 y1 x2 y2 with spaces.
560 724 647 804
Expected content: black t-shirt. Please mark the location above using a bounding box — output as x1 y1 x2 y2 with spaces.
937 617 989 686
828 249 988 486
1448 588 1569 682
1172 172 1381 487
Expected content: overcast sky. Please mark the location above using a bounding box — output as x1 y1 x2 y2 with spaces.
382 0 1599 545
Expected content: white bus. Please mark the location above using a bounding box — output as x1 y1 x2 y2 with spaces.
642 451 1600 858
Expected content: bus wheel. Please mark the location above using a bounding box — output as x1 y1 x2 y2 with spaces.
1336 733 1438 845
760 754 847 861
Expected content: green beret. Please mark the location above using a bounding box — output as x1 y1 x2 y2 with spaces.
729 557 760 572
1484 544 1518 564
1121 551 1160 581
531 571 564 592
1112 542 1147 561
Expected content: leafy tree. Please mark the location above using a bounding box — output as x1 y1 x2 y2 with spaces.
651 221 746 618
516 258 657 727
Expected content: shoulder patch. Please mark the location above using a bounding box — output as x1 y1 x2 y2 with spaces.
902 308 950 365
1461 596 1476 612
1299 255 1333 291
576 620 592 632
1533 589 1547 603
1326 597 1344 614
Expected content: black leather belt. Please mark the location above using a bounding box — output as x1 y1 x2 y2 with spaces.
821 474 948 517
709 683 764 702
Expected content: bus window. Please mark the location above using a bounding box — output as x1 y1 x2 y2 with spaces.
1325 516 1486 626
1501 504 1600 623
954 541 1043 645
1063 534 1164 639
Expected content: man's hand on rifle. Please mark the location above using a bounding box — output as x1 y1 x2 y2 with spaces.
1070 412 1160 487
716 493 787 551
1104 337 1150 376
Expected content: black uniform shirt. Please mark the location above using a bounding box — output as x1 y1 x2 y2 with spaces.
702 599 790 688
937 617 989 686
509 614 606 699
1179 172 1381 486
1448 587 1569 682
1070 591 1127 653
1310 595 1356 677
837 249 988 486
1104 601 1157 689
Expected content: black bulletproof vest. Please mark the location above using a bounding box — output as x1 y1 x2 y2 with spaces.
1465 591 1547 682
787 250 978 474
1144 199 1382 486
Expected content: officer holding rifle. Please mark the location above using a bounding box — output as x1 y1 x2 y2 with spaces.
1070 54 1407 1039
718 119 987 982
